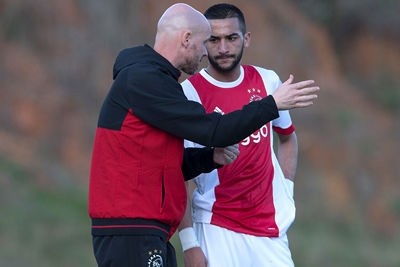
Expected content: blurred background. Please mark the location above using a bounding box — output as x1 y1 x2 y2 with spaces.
1 0 399 266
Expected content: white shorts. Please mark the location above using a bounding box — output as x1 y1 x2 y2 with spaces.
194 222 294 267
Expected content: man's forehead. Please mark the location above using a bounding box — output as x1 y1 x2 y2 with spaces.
208 17 242 35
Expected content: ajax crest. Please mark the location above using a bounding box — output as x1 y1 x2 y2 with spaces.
248 88 262 102
147 250 163 267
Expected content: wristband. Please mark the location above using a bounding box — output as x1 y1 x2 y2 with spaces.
179 227 200 251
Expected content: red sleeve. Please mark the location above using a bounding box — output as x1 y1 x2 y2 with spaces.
272 124 295 135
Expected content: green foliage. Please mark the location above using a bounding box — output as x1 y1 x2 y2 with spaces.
0 156 29 182
333 107 356 129
293 0 336 26
349 68 400 112
374 71 400 111
293 0 400 34
0 157 96 267
390 197 400 219
290 216 400 267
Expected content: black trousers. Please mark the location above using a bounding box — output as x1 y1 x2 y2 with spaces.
93 235 177 267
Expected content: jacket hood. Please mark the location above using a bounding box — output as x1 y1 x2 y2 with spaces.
112 44 181 80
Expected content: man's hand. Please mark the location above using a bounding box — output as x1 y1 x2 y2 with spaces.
213 144 239 165
272 74 319 110
184 247 208 267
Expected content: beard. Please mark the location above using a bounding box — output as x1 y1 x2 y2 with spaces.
208 44 244 73
181 58 200 75
181 44 202 75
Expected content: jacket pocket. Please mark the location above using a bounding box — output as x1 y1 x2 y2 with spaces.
160 174 166 212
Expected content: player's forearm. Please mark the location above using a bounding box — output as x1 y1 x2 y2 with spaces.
178 181 201 253
277 132 298 181
178 182 194 231
178 205 194 230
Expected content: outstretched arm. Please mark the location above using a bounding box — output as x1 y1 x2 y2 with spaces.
123 68 319 147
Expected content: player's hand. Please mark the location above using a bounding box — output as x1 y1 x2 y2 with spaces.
272 74 319 110
213 144 240 165
183 247 208 267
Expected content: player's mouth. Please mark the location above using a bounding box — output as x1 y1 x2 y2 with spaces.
215 55 235 60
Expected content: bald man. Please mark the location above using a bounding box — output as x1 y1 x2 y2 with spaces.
89 3 319 267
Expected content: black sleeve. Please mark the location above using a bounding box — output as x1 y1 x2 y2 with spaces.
181 147 220 181
121 66 279 147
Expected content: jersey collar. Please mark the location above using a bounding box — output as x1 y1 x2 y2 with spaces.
200 66 244 88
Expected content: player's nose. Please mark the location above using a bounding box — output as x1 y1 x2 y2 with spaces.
218 40 229 54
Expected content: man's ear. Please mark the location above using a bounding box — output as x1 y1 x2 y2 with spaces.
181 31 191 48
244 32 251 48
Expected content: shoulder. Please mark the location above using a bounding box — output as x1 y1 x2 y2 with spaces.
250 66 280 83
247 65 281 94
127 63 173 82
121 64 182 98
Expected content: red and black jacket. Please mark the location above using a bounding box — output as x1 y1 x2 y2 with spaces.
89 45 279 239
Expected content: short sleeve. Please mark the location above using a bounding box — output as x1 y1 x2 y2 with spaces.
252 66 295 135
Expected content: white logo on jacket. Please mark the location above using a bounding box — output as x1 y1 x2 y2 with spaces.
147 251 163 267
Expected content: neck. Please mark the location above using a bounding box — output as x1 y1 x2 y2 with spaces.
205 65 241 82
154 37 180 70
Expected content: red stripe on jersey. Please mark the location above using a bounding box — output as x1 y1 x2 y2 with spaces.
92 225 170 234
273 124 295 135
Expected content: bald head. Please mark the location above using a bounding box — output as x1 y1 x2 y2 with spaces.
154 3 211 74
157 3 209 36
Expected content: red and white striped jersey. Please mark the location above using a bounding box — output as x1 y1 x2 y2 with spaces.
182 65 296 237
